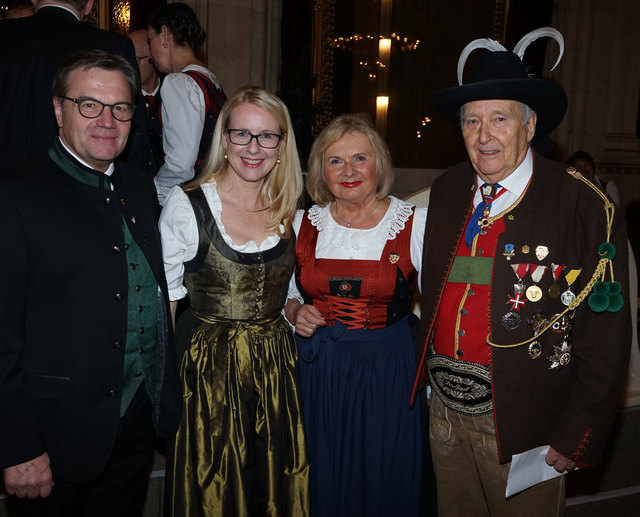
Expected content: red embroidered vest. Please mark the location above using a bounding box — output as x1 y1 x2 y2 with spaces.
432 216 507 365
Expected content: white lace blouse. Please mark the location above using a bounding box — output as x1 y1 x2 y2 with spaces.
287 196 428 301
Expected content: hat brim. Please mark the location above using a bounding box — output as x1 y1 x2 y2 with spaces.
430 78 568 136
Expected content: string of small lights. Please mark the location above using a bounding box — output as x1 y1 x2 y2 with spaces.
329 32 420 52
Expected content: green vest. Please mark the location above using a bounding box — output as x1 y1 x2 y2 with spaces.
120 221 157 415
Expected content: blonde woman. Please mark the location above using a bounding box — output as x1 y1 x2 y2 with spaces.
159 86 308 516
285 114 427 516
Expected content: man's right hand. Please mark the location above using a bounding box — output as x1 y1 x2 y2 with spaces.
3 452 53 498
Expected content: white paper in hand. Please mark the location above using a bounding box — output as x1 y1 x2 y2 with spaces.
505 445 573 497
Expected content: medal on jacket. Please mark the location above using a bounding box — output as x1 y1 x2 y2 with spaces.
507 293 526 311
548 263 565 299
561 268 582 306
526 264 547 302
535 245 549 261
548 339 572 369
503 243 515 260
551 313 571 333
503 264 529 330
510 263 529 295
527 312 547 359
501 311 522 331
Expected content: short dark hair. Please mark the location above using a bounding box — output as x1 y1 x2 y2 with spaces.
566 150 595 170
35 1 89 11
53 49 139 101
147 2 205 51
63 1 89 10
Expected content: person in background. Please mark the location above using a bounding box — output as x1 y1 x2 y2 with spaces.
159 85 309 516
0 49 180 517
412 28 631 516
147 2 226 204
0 0 148 172
1 1 33 20
128 29 164 176
284 113 426 517
566 150 621 206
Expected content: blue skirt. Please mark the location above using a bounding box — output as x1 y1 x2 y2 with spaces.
297 316 421 517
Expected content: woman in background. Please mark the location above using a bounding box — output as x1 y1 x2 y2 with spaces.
148 2 226 204
285 113 426 517
159 86 308 516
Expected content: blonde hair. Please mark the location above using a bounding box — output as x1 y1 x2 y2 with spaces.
306 113 394 206
185 85 302 238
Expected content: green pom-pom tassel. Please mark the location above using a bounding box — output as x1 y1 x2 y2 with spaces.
593 281 610 295
608 281 622 296
588 293 609 312
607 294 624 312
598 242 616 260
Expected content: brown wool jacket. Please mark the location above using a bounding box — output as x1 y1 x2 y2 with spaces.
412 151 631 466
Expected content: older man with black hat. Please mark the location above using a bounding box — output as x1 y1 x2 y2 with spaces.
411 28 631 516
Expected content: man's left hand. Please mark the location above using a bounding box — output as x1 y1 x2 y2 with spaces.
545 447 576 473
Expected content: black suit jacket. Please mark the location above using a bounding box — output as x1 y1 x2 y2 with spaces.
0 147 181 483
0 6 148 171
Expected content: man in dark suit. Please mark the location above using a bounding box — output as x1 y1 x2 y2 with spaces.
0 0 147 171
128 29 165 176
0 50 181 517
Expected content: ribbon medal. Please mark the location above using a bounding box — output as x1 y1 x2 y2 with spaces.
510 263 529 296
503 264 529 329
526 264 547 302
561 268 582 306
548 263 565 299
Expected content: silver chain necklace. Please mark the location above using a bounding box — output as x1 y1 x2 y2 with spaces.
331 200 380 228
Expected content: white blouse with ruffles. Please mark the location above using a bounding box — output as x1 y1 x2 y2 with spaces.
159 182 284 302
287 196 428 302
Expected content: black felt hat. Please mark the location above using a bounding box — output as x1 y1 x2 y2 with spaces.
430 28 568 137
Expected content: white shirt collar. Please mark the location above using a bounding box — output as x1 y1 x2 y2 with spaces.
475 147 533 199
142 81 161 97
59 137 115 177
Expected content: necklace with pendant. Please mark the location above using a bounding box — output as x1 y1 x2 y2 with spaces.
332 200 380 228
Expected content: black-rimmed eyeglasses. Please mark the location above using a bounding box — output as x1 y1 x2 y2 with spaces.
59 96 136 122
226 129 282 149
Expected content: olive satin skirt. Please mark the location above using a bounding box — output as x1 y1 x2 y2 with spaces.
165 309 310 517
